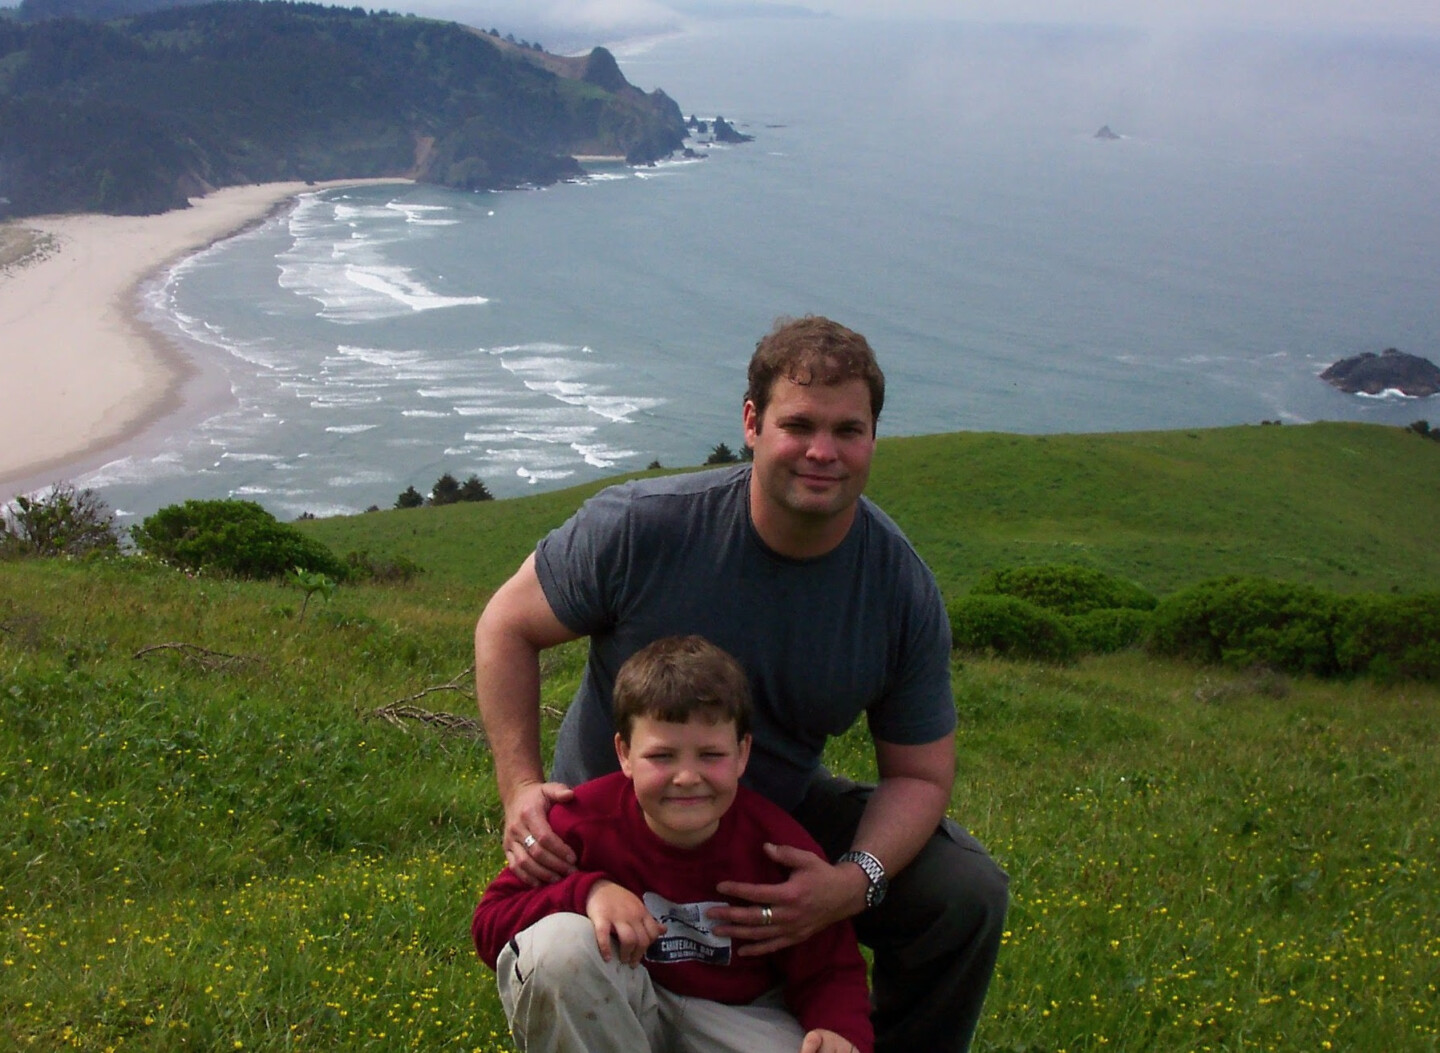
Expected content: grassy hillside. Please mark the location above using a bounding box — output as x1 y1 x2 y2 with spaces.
2 421 1437 1051
302 421 1440 597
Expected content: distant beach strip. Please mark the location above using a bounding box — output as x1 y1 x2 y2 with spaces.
0 179 412 503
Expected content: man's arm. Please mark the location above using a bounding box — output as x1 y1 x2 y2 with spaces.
475 552 584 884
713 733 955 955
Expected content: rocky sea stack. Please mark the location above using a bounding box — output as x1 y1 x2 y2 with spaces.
1320 348 1440 397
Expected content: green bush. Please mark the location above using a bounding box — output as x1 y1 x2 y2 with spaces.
948 594 1078 663
971 564 1157 616
1147 577 1341 676
131 499 347 580
1335 593 1440 680
1 482 119 558
344 549 424 584
1067 607 1152 654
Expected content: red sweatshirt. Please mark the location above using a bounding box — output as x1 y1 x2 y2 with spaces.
472 772 873 1052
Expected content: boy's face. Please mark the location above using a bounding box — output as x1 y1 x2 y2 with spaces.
615 714 751 849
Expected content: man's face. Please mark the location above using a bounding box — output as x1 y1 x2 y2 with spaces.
615 714 751 849
744 376 877 532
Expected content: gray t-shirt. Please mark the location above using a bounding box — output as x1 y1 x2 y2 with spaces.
536 465 956 811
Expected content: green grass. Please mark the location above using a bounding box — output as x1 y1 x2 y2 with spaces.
3 422 1439 1051
302 422 1440 597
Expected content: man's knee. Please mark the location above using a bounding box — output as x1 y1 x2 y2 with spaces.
865 825 1009 962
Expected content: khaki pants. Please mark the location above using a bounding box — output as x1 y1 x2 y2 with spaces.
497 913 808 1053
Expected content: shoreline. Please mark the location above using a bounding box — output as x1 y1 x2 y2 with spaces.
0 179 412 505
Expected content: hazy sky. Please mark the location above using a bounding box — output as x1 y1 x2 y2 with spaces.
416 0 1440 33
5 0 1434 33
377 0 1440 57
808 0 1440 28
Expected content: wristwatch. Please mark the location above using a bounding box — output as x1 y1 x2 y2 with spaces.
838 849 888 908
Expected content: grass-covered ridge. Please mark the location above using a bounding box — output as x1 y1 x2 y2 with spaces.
302 421 1440 597
3 421 1438 1050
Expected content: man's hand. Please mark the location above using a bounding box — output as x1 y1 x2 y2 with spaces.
800 1028 859 1053
586 880 664 966
710 843 868 956
503 780 578 886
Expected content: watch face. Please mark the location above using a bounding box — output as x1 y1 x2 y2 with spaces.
868 878 887 907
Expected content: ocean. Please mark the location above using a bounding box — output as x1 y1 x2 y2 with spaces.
86 16 1440 522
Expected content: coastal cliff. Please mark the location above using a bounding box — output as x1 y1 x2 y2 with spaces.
0 1 687 216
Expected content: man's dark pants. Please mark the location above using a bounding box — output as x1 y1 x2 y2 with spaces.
791 773 1009 1053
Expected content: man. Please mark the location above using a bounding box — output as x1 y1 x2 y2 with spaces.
475 316 1008 1052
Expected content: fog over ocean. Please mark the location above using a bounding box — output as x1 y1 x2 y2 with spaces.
88 16 1440 521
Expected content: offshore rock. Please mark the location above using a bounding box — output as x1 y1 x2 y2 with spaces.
712 116 755 144
1320 348 1440 397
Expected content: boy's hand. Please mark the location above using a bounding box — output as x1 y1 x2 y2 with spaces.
800 1028 859 1053
585 880 664 967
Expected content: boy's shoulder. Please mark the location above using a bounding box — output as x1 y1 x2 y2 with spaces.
550 770 632 834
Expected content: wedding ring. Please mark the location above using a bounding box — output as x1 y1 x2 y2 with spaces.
522 835 538 850
760 906 773 926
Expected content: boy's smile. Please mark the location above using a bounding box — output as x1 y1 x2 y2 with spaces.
615 714 751 849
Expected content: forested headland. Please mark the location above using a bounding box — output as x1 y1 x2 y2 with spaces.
0 0 688 216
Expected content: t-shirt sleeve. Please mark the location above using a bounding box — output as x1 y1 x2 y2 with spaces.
866 558 957 747
533 484 634 636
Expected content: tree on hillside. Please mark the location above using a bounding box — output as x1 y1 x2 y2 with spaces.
395 485 425 509
459 475 493 502
705 442 739 465
430 473 462 506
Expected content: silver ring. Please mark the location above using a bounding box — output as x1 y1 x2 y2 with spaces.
760 906 773 926
522 835 537 850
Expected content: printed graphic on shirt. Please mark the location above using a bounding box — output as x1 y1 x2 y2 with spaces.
642 893 733 967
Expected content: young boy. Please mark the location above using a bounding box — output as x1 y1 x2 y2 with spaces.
472 635 873 1053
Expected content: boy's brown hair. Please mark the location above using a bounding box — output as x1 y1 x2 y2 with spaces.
613 635 752 742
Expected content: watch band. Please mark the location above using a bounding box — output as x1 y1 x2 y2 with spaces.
838 849 888 907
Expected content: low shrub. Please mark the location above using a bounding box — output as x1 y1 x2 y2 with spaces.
1 482 119 558
948 594 1078 664
131 499 347 580
344 549 424 584
1147 577 1341 676
971 564 1157 616
1067 607 1152 654
1335 593 1440 680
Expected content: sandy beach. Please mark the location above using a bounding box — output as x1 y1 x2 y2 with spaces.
0 179 410 504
